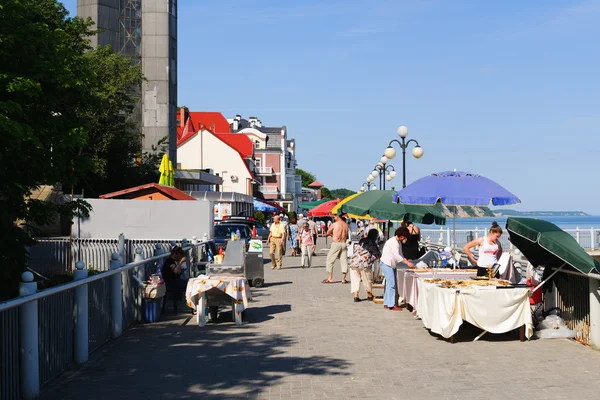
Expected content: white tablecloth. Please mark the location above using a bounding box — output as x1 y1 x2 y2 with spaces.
416 280 533 339
396 269 474 310
185 276 251 311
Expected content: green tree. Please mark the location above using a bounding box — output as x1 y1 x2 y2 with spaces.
295 168 316 188
0 0 95 299
76 46 155 196
330 188 356 198
321 187 332 199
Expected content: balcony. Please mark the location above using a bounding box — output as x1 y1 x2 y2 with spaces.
259 185 280 195
256 166 274 175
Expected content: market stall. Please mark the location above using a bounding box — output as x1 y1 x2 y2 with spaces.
185 240 253 327
416 278 532 342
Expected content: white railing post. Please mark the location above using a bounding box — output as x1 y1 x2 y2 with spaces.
118 232 125 263
19 272 39 400
438 227 444 244
133 248 145 322
591 228 595 251
576 226 580 245
110 253 123 339
446 228 451 247
73 261 89 364
589 278 600 349
475 227 479 239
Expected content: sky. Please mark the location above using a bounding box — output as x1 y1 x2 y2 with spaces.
62 0 600 214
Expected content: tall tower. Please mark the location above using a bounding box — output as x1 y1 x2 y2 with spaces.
77 0 177 165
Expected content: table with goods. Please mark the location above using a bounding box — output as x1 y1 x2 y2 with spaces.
398 264 533 342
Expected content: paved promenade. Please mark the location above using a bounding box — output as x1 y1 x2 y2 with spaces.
43 239 600 400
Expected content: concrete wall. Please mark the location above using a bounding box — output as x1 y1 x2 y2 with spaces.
177 130 252 194
77 0 119 49
76 199 214 239
142 0 178 164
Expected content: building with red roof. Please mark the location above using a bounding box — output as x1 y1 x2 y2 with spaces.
176 109 259 196
99 183 197 201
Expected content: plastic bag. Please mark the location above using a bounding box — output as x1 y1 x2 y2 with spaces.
535 326 576 339
535 315 576 339
538 315 564 330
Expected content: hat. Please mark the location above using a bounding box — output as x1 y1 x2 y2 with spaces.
298 213 304 218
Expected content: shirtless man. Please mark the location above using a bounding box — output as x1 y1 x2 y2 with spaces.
323 214 349 284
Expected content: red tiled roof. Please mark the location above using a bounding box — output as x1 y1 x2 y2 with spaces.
309 181 324 188
190 112 230 134
99 183 196 200
216 134 253 159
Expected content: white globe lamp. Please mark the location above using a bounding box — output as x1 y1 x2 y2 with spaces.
412 146 424 159
371 170 379 178
384 146 396 159
397 125 408 138
380 156 388 164
389 170 397 178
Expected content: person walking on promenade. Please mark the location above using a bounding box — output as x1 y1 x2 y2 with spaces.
288 218 299 257
268 215 285 269
349 228 381 302
323 214 349 284
307 216 318 256
380 227 415 310
299 223 316 268
464 221 503 276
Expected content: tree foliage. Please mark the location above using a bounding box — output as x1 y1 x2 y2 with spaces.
0 0 156 299
330 188 356 199
321 187 332 199
295 168 316 188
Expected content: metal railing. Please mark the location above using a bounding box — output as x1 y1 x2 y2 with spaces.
0 238 209 400
256 166 274 175
553 271 591 346
420 227 599 251
259 185 279 194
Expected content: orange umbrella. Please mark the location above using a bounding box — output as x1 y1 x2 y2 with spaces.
308 199 342 217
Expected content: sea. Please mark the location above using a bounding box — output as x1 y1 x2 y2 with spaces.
416 215 600 231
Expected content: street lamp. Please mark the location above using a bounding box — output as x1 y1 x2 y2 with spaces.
372 164 396 190
383 125 423 188
361 181 375 192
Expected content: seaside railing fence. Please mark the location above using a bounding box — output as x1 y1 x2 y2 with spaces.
420 227 599 250
0 236 208 400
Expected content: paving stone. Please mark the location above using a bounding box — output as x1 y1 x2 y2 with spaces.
41 238 600 399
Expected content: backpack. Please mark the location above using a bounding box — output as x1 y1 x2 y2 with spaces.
349 243 377 271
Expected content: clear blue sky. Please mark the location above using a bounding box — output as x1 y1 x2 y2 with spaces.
63 0 600 214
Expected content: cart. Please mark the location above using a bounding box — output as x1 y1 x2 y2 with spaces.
185 240 252 327
246 239 265 287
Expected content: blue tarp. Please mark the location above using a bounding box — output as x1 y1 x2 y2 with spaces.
253 199 279 213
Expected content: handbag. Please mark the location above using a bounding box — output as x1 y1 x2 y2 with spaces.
349 243 376 271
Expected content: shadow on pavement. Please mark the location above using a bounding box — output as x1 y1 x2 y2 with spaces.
427 321 532 343
42 323 349 400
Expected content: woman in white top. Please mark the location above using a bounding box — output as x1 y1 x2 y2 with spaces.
464 221 503 276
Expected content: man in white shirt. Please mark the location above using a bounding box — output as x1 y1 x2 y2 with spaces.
380 227 415 311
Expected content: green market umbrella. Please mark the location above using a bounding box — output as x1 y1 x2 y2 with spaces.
339 190 446 225
506 217 600 275
298 198 332 210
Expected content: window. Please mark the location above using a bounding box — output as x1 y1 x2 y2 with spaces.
255 158 261 168
254 140 261 149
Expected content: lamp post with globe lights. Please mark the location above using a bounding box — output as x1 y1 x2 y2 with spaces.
383 126 423 188
360 181 376 192
372 163 396 190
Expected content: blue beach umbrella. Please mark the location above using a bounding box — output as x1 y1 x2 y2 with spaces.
253 199 279 213
393 170 520 206
393 170 520 247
